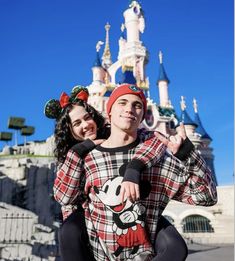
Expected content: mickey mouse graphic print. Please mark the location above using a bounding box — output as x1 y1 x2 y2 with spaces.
83 139 155 260
94 176 152 259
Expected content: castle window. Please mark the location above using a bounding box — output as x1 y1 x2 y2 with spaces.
182 215 214 233
145 108 154 127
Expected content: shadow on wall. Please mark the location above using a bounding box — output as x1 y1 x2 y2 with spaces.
0 164 61 227
0 171 26 208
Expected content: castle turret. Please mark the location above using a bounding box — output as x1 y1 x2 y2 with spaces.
124 0 144 43
87 42 107 112
92 41 106 83
193 98 212 141
178 96 197 137
102 23 112 69
193 98 217 185
157 51 171 107
116 0 148 88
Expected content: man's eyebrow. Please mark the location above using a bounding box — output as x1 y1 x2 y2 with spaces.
117 98 143 105
133 101 143 104
117 98 128 102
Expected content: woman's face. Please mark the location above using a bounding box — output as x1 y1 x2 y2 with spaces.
68 105 97 141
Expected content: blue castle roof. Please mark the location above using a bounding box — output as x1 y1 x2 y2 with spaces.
194 112 212 140
179 110 198 127
158 63 170 83
120 69 136 85
93 51 102 67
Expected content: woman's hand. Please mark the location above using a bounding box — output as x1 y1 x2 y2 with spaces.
120 181 140 203
155 123 187 155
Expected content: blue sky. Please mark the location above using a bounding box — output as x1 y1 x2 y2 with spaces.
0 0 233 185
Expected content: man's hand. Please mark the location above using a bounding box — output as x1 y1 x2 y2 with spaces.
155 122 187 154
120 181 140 203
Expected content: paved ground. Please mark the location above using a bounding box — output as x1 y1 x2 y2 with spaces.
186 243 234 261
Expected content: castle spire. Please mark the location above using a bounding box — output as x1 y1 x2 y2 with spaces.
180 96 186 111
159 50 163 64
93 41 103 67
193 98 198 113
102 22 112 69
179 96 197 126
157 51 170 107
157 51 170 83
120 23 126 39
193 98 212 140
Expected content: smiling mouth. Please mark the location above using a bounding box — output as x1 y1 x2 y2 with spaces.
110 201 126 212
84 130 95 136
120 115 136 121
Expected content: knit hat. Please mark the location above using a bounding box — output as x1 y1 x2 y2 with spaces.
106 84 147 119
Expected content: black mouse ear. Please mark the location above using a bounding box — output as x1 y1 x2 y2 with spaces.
71 85 89 102
44 99 62 119
119 163 128 177
139 180 151 199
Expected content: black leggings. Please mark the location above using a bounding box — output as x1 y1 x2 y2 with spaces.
58 207 95 261
152 215 188 261
58 209 188 261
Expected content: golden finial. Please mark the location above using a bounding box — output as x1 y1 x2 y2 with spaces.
102 22 112 68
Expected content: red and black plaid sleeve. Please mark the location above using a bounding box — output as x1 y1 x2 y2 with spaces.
172 150 217 205
53 149 86 206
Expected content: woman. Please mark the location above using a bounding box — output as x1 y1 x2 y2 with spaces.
45 86 188 261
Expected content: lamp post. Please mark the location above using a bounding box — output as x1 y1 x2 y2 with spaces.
8 117 25 146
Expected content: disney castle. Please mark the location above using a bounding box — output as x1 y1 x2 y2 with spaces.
84 0 217 185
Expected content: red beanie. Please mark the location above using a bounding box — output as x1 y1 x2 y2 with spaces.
106 84 147 119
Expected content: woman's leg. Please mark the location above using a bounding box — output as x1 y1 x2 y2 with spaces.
58 207 95 261
152 215 188 261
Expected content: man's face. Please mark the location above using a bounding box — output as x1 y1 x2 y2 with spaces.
69 105 97 141
109 94 144 133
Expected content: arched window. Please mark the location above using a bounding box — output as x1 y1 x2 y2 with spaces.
145 108 154 127
182 215 214 233
163 215 174 225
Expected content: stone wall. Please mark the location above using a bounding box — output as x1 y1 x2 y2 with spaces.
0 135 55 157
0 157 61 260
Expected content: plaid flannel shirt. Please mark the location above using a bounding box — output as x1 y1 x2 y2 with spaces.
54 137 217 260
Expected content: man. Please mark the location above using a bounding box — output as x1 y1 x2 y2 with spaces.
56 84 217 260
81 84 217 260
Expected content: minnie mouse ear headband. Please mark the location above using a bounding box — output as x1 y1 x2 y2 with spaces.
44 86 89 119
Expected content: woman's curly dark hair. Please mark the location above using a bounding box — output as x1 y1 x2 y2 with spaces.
54 100 110 163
